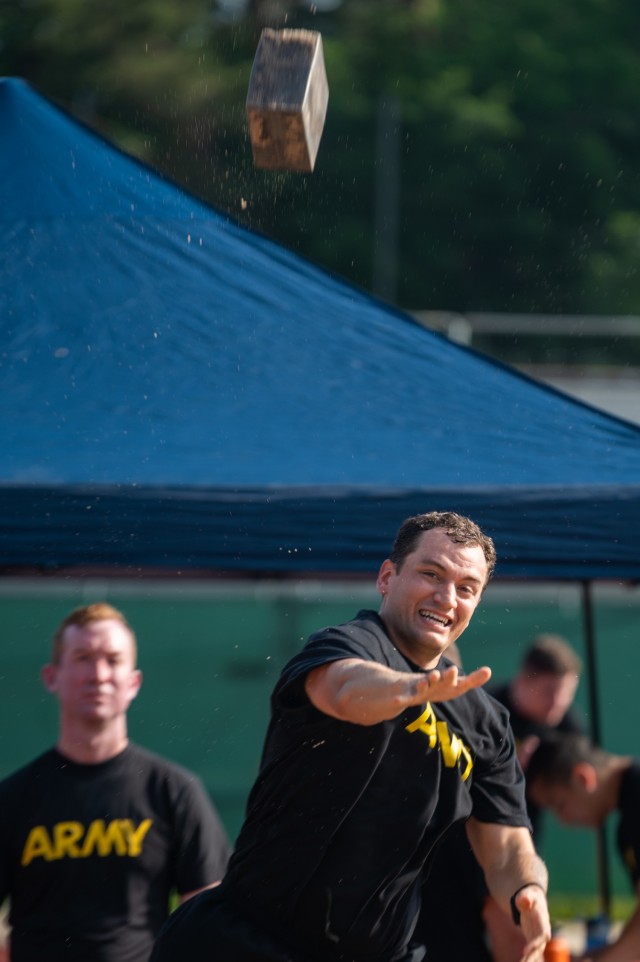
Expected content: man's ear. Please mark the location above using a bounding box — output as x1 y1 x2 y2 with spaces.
376 559 395 596
41 663 58 693
572 762 598 794
128 669 143 704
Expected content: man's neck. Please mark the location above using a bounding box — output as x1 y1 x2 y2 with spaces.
602 756 634 816
56 721 129 765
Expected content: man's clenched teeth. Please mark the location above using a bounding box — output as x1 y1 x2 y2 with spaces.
419 610 451 627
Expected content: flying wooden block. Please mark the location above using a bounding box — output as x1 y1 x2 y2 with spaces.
246 28 329 173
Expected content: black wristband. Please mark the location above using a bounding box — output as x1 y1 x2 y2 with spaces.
510 882 545 926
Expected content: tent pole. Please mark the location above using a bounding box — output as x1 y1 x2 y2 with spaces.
581 580 611 918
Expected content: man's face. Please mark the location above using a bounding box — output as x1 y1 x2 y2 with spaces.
515 672 579 727
43 619 141 724
377 527 487 668
528 774 599 828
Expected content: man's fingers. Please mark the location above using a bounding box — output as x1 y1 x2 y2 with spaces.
411 664 492 704
517 888 552 962
463 666 492 689
407 661 493 709
519 933 549 962
440 667 491 695
410 671 439 698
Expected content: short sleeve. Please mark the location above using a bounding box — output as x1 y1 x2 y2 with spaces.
468 700 531 830
274 624 380 707
171 775 232 895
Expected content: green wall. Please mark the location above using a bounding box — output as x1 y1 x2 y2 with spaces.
1 577 638 900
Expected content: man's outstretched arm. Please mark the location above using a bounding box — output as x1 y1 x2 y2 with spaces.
305 658 491 726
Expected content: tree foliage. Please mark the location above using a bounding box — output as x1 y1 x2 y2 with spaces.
4 0 640 320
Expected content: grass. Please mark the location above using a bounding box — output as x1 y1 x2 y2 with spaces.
548 893 635 923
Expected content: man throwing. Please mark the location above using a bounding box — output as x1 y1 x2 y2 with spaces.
151 511 551 962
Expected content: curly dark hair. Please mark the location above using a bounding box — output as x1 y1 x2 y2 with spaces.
389 511 496 584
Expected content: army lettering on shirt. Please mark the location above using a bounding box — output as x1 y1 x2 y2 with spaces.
406 701 473 781
21 818 153 866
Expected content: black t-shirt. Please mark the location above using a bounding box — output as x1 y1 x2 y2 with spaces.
488 680 584 839
0 743 231 962
617 761 640 890
224 611 529 962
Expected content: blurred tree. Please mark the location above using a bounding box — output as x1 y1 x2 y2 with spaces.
0 0 249 180
3 0 640 325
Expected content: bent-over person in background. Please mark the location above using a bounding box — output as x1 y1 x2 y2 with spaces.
528 732 640 962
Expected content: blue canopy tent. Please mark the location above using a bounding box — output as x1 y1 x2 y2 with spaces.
2 77 640 583
2 76 640 907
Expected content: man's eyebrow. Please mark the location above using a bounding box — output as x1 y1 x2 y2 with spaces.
461 573 484 585
415 557 484 584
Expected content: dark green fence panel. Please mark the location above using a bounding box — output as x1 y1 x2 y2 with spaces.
1 579 638 897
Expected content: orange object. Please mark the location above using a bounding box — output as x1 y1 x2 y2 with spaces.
544 935 571 962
